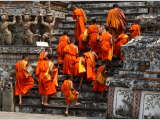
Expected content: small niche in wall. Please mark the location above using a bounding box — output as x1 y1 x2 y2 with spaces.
137 61 150 72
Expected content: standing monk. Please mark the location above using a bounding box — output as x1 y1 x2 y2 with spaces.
93 59 109 99
56 30 70 69
84 46 98 85
129 20 141 39
63 38 79 75
87 19 100 52
71 5 86 41
106 4 126 42
114 29 128 64
35 48 50 95
61 75 80 116
39 54 58 105
74 53 86 89
15 55 34 105
97 26 113 62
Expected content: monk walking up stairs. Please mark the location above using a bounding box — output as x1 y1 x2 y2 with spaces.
106 4 126 42
114 28 129 64
63 38 79 75
71 5 86 41
38 54 58 105
129 20 141 39
56 30 70 69
15 55 34 105
61 74 80 116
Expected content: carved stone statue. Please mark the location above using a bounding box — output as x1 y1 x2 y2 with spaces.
40 7 56 46
0 6 17 45
18 6 38 45
4 77 13 89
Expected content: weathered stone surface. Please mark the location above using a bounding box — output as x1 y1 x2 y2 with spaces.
2 88 14 112
0 89 2 111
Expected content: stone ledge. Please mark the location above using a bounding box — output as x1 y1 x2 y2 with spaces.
138 77 160 81
113 74 143 78
145 71 160 74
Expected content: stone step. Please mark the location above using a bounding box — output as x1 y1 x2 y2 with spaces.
20 96 107 109
15 104 106 118
29 88 108 99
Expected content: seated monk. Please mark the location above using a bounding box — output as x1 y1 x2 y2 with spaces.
74 53 86 89
84 46 98 85
87 19 100 52
71 5 86 41
35 48 50 95
106 4 126 42
129 20 141 39
15 55 34 105
97 26 113 62
63 38 79 75
79 29 88 52
61 74 80 116
114 28 128 64
56 30 70 69
93 59 110 99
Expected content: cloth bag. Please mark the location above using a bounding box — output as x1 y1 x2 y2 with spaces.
96 72 105 86
79 58 86 73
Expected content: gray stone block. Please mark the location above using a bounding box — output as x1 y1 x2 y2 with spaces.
2 88 14 112
149 74 157 78
144 74 150 78
119 71 124 75
0 89 2 111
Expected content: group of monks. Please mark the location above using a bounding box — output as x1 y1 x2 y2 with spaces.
14 4 141 116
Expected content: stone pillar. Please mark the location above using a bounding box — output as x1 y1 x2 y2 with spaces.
0 89 2 111
106 86 114 119
2 77 14 112
132 90 141 119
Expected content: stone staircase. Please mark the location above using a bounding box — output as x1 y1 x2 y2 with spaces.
14 1 148 118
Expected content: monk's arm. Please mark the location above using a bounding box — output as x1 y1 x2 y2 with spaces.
49 63 54 77
101 65 106 76
97 39 102 48
23 63 29 71
74 15 79 29
71 81 75 90
94 52 99 59
76 46 79 57
44 52 48 60
68 37 70 44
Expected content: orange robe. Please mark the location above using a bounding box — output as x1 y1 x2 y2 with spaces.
106 9 122 40
98 32 112 62
72 8 85 41
129 24 141 39
114 33 128 60
15 60 34 95
56 35 69 63
35 52 48 77
63 44 77 75
93 66 107 92
84 52 96 82
87 25 99 51
61 80 77 104
79 29 88 51
39 61 57 96
74 57 85 77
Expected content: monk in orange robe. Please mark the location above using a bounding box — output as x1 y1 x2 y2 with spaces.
93 59 109 99
71 5 86 41
98 26 113 62
35 48 50 95
56 30 70 69
39 54 58 105
74 53 86 89
106 4 126 41
87 19 100 52
15 55 34 105
63 39 79 75
84 46 98 85
61 75 80 116
129 20 141 39
79 29 88 51
114 29 128 64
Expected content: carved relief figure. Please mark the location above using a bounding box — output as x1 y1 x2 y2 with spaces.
0 6 17 45
40 7 56 46
18 6 38 45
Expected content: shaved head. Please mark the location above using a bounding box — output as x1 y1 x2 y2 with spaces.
70 38 75 43
71 5 76 11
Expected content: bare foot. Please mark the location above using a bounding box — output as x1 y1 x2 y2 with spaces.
42 102 44 105
75 103 81 106
44 103 50 106
19 101 22 105
65 112 69 116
